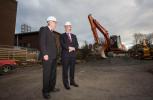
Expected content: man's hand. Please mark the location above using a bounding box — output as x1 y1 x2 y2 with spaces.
68 47 75 52
43 55 49 61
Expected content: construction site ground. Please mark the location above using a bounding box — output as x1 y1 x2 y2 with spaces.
0 56 153 100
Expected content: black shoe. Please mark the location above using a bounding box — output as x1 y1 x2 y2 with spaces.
50 88 60 92
43 93 51 99
70 83 79 87
65 85 71 90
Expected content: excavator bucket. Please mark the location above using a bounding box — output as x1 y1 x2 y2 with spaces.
100 47 107 58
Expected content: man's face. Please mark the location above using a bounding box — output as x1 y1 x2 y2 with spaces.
65 25 72 33
48 21 57 30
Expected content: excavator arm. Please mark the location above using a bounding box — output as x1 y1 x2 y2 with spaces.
93 18 110 49
88 14 110 50
88 14 111 58
88 14 99 44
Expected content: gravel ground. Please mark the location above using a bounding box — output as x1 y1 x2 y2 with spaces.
0 56 153 100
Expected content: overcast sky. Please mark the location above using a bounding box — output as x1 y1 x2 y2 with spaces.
15 0 153 48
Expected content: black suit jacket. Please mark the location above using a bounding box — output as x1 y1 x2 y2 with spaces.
60 33 79 58
39 26 57 60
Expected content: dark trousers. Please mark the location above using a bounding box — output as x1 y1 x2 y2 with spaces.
62 57 76 87
42 58 57 93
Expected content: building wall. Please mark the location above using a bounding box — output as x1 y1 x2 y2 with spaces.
0 0 17 46
15 32 39 49
15 31 61 50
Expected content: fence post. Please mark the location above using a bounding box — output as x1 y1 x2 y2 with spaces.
8 51 9 60
26 48 28 61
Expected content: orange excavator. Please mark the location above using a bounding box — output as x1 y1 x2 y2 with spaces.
88 14 126 58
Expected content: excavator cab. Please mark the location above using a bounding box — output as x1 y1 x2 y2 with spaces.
110 35 122 49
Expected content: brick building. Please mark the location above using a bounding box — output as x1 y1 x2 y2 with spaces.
0 0 17 46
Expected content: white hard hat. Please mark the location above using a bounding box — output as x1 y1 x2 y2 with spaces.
46 16 57 22
64 21 72 26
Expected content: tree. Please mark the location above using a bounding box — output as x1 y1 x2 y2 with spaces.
146 33 153 45
79 41 91 59
133 33 145 45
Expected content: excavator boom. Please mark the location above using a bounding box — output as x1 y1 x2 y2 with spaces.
88 14 99 43
88 14 110 50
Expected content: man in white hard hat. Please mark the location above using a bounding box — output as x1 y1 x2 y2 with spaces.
60 21 79 90
39 16 60 99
